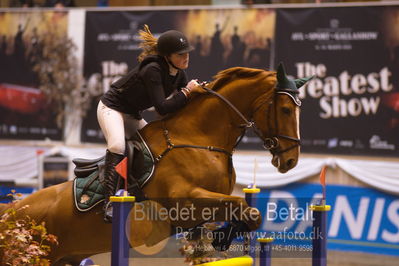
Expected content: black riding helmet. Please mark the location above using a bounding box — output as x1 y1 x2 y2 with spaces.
157 30 194 56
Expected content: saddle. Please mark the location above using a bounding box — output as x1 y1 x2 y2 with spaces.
73 131 154 212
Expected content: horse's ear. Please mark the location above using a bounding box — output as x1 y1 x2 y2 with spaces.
276 62 288 84
294 76 314 89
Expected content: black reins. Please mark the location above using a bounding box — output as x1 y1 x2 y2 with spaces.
155 84 301 164
201 85 301 155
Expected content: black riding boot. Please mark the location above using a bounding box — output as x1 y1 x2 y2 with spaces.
102 150 124 223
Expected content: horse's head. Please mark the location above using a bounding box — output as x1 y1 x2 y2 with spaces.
252 63 312 173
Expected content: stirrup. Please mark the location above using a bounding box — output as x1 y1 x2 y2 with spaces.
103 201 113 223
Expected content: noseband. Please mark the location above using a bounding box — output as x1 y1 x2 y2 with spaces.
201 86 301 156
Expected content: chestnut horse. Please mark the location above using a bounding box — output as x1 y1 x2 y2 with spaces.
0 65 310 265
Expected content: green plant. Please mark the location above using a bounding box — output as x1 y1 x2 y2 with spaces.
0 193 58 265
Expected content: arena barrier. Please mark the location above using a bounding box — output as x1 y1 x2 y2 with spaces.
80 172 330 266
197 255 253 266
110 190 136 266
237 184 330 266
79 189 135 266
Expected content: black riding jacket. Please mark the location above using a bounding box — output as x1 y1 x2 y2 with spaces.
101 55 188 117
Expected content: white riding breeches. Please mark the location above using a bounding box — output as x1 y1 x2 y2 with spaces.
97 100 147 155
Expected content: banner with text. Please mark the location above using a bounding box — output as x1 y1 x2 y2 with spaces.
275 7 399 156
256 183 399 257
81 9 275 143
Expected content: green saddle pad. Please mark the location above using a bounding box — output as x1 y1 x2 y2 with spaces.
73 170 106 212
128 131 155 188
73 131 155 212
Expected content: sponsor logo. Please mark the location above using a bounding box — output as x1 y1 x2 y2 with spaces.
97 21 139 51
10 125 17 134
339 140 353 147
369 135 395 150
328 138 338 148
291 18 379 50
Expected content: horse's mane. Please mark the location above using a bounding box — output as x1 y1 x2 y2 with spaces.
160 67 274 121
209 67 272 91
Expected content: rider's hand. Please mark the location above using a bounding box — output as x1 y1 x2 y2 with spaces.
186 79 199 90
185 79 207 98
189 84 207 95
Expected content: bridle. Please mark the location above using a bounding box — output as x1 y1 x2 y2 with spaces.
201 85 301 156
261 88 301 155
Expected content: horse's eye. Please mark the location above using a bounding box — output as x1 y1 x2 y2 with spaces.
282 107 291 115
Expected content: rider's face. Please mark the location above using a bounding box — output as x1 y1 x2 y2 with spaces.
168 52 189 69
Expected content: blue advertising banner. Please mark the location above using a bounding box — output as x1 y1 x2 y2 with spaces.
255 183 399 257
0 187 36 203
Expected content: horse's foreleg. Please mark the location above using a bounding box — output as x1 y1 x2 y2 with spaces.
189 187 262 231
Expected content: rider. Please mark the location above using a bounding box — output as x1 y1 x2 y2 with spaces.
97 25 204 222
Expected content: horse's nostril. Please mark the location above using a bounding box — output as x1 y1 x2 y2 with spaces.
287 159 295 168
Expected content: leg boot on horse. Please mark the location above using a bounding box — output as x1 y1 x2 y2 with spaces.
102 149 124 223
